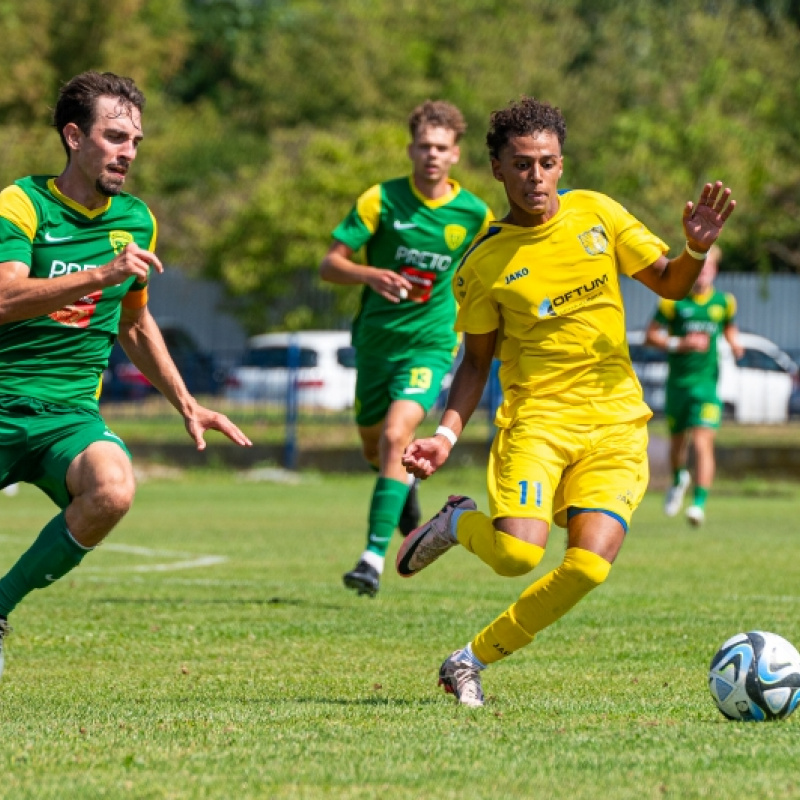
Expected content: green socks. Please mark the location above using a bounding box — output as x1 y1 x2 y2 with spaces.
366 477 409 559
693 486 709 509
0 512 92 616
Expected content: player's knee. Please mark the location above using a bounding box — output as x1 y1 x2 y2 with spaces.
561 547 612 588
85 465 136 521
491 532 545 577
381 420 410 453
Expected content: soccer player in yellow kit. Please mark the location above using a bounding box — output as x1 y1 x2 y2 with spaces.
397 97 736 707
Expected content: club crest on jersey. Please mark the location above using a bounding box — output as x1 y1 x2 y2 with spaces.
444 225 467 251
109 230 134 255
578 226 608 255
538 298 556 318
709 305 725 322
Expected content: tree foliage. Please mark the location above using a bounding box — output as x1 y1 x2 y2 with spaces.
1 0 799 332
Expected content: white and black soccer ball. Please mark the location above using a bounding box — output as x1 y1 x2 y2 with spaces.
709 631 800 721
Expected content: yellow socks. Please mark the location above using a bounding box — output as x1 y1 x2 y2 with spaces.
456 510 545 577
472 547 612 665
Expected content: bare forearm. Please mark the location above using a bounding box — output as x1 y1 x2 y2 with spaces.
647 250 707 301
439 357 493 437
319 252 377 285
0 266 111 323
118 313 194 415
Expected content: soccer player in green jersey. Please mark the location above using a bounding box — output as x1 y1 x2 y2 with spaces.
320 100 492 597
0 71 252 679
398 97 735 707
645 246 743 526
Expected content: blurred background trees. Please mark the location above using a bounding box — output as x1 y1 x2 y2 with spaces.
2 0 799 332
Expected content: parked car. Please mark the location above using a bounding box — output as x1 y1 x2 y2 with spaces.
627 330 799 424
224 330 357 411
101 341 155 401
100 327 224 402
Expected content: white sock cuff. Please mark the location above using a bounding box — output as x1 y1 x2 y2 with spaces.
361 550 385 574
463 642 487 670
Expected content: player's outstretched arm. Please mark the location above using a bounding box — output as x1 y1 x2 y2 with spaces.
634 181 736 300
118 306 252 451
403 330 496 479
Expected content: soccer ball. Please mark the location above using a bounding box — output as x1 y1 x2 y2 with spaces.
709 631 800 721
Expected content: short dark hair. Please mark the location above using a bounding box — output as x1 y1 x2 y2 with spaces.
486 97 566 159
53 71 146 157
408 100 467 142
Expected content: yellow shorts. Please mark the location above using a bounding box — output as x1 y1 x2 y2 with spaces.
486 417 649 529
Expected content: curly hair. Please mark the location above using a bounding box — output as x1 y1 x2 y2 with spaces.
53 71 146 158
486 97 566 159
408 100 467 142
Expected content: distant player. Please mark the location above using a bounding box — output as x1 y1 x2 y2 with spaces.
398 96 735 707
0 71 252 679
645 246 743 526
320 100 492 597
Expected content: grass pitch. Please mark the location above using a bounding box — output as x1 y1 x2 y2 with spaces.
1 467 799 799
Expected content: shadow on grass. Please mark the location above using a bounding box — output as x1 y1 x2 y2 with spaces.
93 595 346 610
275 696 444 707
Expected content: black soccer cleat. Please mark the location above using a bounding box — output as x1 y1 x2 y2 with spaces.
343 559 380 597
398 479 421 537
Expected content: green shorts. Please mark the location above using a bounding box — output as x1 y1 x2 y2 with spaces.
0 395 131 509
665 381 722 434
354 349 454 427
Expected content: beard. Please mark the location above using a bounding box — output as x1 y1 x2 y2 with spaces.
95 172 125 197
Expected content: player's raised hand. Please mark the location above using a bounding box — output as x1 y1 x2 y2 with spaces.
402 435 452 479
103 242 163 285
183 404 253 451
682 181 736 252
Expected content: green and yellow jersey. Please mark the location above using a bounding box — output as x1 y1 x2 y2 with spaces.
332 176 492 356
653 290 736 387
0 175 156 409
454 189 668 427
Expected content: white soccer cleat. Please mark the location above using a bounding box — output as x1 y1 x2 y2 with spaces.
664 470 691 517
685 504 705 527
438 650 485 708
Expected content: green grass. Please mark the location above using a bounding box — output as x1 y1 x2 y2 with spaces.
2 468 800 799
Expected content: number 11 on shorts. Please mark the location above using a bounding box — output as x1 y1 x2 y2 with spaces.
518 480 543 507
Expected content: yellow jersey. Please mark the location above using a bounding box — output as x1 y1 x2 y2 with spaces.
454 190 668 427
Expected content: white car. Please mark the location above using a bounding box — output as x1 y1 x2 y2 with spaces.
224 330 356 411
627 330 798 424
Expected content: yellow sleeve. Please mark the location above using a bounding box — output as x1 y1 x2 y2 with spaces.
0 185 37 241
725 293 737 322
354 184 382 235
656 298 676 321
147 207 158 251
609 198 669 278
453 254 500 335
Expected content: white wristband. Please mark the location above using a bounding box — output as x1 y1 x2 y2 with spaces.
435 425 458 446
685 242 709 261
666 336 681 353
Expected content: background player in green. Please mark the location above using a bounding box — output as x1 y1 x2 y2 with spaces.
645 245 743 526
320 100 492 596
0 71 252 679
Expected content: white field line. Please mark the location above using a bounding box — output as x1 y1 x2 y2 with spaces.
87 543 228 573
0 537 227 574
